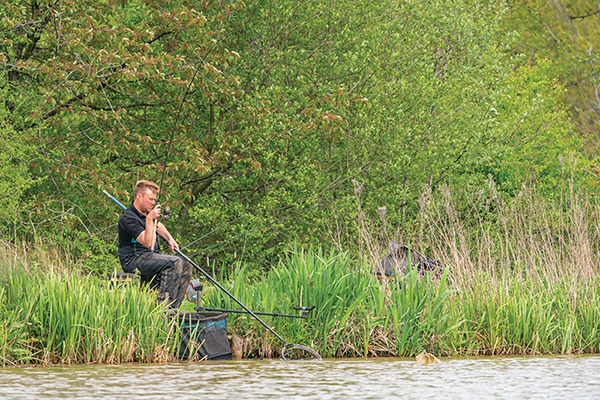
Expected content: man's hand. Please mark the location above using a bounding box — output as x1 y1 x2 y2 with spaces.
149 204 161 221
168 238 179 252
136 204 160 250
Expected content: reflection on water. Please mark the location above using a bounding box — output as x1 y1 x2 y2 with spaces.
1 356 600 399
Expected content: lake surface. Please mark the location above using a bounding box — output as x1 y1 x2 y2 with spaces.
1 356 599 399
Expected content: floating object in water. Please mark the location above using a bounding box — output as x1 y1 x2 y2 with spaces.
416 352 440 365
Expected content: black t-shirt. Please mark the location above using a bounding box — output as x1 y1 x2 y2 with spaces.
118 202 160 265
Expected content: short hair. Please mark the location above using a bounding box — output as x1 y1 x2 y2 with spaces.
134 180 159 198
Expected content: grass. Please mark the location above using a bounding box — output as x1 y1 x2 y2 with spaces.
201 248 600 359
200 174 600 359
203 247 452 358
0 256 180 366
3 172 600 364
2 241 599 364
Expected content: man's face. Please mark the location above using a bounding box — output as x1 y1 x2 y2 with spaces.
137 189 157 215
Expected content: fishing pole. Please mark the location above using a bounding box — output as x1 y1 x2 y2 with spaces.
196 305 316 319
103 190 322 360
155 1 239 206
188 209 307 258
155 66 199 207
180 214 246 251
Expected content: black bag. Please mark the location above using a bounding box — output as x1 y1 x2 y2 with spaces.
375 241 445 279
177 312 232 360
376 241 420 278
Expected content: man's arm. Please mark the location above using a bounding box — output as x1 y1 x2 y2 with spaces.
135 206 161 250
157 222 179 251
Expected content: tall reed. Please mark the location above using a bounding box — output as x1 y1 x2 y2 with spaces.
201 247 600 358
0 253 179 366
203 246 451 358
202 168 600 358
4 167 600 363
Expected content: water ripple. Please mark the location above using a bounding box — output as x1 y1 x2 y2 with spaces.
1 356 599 399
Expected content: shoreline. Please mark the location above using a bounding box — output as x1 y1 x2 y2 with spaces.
4 353 600 369
3 248 600 366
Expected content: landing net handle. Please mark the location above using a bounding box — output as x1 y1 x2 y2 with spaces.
178 246 324 361
173 247 290 344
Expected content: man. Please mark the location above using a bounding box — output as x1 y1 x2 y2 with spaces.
118 180 193 308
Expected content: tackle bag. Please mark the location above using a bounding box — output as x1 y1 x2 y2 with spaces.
375 241 445 279
176 312 232 360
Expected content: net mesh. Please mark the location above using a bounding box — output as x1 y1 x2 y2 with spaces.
281 343 322 361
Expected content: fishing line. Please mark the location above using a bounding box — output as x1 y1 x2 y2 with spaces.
180 214 246 251
187 208 308 258
155 65 199 206
155 2 236 205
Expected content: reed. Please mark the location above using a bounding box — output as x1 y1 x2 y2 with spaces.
4 169 600 363
203 247 452 358
0 248 179 366
202 172 600 358
201 248 600 358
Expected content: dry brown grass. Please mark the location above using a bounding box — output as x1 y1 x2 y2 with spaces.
349 170 600 293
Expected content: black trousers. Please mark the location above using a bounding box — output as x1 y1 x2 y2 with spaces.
124 252 193 308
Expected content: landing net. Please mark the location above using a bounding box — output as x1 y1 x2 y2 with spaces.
281 343 322 361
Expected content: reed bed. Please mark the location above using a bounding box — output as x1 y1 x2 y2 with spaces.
204 248 600 359
204 175 600 359
205 246 453 358
3 173 600 363
0 256 179 366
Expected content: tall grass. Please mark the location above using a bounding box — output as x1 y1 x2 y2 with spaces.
0 248 179 366
4 169 600 363
203 247 451 358
202 170 600 358
202 247 600 358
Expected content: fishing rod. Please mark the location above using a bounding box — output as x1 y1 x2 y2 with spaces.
195 306 316 320
180 214 246 251
155 1 239 207
155 68 198 207
103 190 322 360
188 209 307 258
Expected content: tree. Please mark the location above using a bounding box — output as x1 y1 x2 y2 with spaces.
0 84 33 229
506 0 600 150
2 0 247 238
0 0 584 270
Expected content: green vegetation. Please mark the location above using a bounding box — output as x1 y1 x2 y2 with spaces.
0 252 179 366
1 0 593 271
506 0 600 149
3 242 599 364
2 0 600 365
3 175 600 364
206 251 600 359
205 175 600 358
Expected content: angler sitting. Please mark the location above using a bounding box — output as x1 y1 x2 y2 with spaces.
117 180 192 309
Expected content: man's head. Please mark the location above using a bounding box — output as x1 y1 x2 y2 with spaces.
133 180 159 215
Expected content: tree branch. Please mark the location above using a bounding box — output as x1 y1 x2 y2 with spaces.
570 9 600 20
146 31 174 44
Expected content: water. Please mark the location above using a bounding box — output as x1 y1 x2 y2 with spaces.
1 356 599 399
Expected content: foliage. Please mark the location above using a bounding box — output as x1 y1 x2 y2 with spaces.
504 0 600 151
200 244 600 358
0 262 179 366
0 84 33 229
181 0 584 266
203 246 451 358
0 0 588 271
5 172 600 365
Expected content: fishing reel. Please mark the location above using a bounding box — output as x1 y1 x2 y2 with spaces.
161 206 171 221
